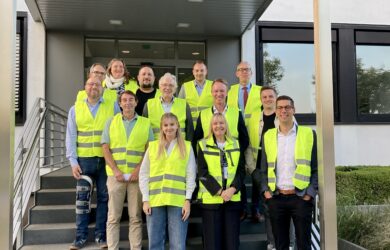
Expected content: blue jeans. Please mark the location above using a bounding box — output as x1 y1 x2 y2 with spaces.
75 157 108 240
146 206 188 250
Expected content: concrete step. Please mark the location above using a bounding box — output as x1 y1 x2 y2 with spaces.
21 234 267 250
40 167 75 189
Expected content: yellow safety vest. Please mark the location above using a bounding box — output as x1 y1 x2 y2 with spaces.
102 79 139 94
76 89 118 103
200 107 239 139
147 97 187 139
182 80 213 128
75 100 115 157
247 111 278 162
198 136 241 204
106 114 150 176
264 126 314 191
227 84 262 126
148 140 191 207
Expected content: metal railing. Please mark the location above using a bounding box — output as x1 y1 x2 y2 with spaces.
12 98 68 248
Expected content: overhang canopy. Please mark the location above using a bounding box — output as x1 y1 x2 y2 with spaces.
26 0 272 39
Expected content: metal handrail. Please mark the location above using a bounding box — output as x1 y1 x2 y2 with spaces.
12 98 68 248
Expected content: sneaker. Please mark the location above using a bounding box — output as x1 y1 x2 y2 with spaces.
267 243 276 250
252 212 265 223
95 237 108 249
69 238 87 250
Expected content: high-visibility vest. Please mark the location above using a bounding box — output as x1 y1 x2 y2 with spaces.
148 140 191 207
147 97 187 139
264 126 314 191
102 79 139 94
75 100 115 157
227 84 262 126
247 111 278 162
182 80 213 128
106 114 150 176
200 107 239 139
198 136 241 204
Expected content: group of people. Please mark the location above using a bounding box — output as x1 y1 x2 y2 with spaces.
66 58 318 250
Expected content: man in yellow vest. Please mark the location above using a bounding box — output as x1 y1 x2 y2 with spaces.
258 95 318 250
227 61 262 126
178 60 213 128
66 77 120 249
101 90 153 250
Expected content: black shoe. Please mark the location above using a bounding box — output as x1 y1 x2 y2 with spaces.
95 237 108 249
69 238 87 250
240 211 248 222
252 212 265 223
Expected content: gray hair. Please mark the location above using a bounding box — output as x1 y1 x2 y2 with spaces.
159 72 178 92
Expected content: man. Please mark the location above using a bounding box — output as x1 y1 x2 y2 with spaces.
66 77 120 249
259 95 318 250
135 66 160 115
227 61 262 126
102 90 153 250
227 61 262 220
179 60 213 128
193 78 249 157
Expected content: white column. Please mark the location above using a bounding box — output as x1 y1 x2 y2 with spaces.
0 0 16 248
313 0 338 249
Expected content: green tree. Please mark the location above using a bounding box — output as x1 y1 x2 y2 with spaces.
357 58 390 114
263 48 284 88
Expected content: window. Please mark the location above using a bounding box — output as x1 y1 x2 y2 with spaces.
15 12 27 125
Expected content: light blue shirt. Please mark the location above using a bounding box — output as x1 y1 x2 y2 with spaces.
194 80 205 96
66 98 121 167
101 114 154 144
238 82 252 112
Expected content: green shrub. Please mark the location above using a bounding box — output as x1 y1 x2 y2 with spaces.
336 166 390 206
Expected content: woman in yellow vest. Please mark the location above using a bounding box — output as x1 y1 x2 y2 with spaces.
103 58 139 97
197 113 245 250
139 113 196 250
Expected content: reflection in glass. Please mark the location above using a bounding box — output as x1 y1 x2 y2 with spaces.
118 40 175 59
356 45 390 114
263 43 316 113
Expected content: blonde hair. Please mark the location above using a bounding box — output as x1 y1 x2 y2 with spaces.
206 113 231 139
157 113 187 159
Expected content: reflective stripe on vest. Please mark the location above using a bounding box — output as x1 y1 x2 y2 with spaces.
106 114 150 176
227 84 262 126
75 100 114 157
200 107 239 139
264 126 314 191
198 137 241 204
148 140 191 207
147 97 187 139
182 80 213 128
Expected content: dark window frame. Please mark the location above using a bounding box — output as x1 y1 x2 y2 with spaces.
255 21 390 124
16 12 28 125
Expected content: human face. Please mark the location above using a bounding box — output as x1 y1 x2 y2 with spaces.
235 62 252 84
110 60 125 79
276 99 295 124
192 63 207 83
85 78 103 99
137 67 155 89
211 117 227 138
119 93 138 113
160 78 175 99
162 117 179 139
211 81 227 105
261 89 277 110
90 65 106 82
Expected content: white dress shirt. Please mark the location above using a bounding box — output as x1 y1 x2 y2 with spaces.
276 125 297 190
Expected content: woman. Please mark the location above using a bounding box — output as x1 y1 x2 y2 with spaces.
103 58 138 96
197 113 245 250
139 113 196 250
143 72 193 141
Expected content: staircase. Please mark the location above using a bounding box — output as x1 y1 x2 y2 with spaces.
20 167 268 249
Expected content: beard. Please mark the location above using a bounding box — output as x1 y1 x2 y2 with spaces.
141 83 153 89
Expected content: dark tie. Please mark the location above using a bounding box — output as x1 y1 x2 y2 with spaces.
243 86 248 109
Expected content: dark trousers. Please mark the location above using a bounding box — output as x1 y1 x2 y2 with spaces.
267 195 313 250
201 202 241 250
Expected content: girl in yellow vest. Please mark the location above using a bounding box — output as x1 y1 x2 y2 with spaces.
139 113 196 250
197 113 245 250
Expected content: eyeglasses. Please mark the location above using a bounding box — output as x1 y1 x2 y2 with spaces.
276 105 294 111
92 71 105 75
86 82 101 87
237 68 251 72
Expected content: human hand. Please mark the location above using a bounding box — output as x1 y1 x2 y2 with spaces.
71 165 82 180
143 201 151 215
182 200 191 221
